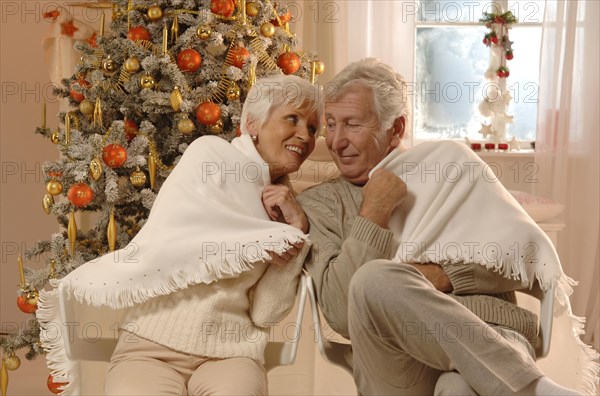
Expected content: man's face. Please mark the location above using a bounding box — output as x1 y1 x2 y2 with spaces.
325 86 399 185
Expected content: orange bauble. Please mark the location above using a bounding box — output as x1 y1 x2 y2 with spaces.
16 293 38 314
277 52 301 75
177 49 202 72
229 46 250 68
127 26 151 41
102 143 128 168
271 10 292 27
48 375 68 395
196 102 221 125
67 182 94 207
210 0 235 17
124 119 138 142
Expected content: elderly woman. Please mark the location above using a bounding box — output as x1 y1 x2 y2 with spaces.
39 73 322 395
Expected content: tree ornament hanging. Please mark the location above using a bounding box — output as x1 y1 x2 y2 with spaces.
79 99 94 116
246 2 259 17
50 129 60 144
177 49 202 72
68 183 94 207
210 0 235 17
139 72 156 89
67 209 77 256
16 290 38 314
107 209 117 252
196 25 212 40
170 86 184 111
209 119 224 134
147 5 163 21
47 374 68 395
102 143 127 168
89 156 103 180
277 51 301 74
46 180 63 196
102 55 118 74
69 79 90 102
124 119 138 142
177 117 195 134
42 193 54 214
271 9 292 27
148 153 157 191
228 46 250 68
3 355 20 371
129 167 147 187
124 56 141 72
196 101 221 125
128 26 151 42
226 83 241 101
260 22 275 37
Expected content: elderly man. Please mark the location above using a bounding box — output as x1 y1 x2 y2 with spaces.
296 58 580 395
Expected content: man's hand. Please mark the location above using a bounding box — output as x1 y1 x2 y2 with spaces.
262 184 309 233
409 263 453 292
359 169 407 229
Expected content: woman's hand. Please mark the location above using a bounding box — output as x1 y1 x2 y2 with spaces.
262 184 309 233
268 241 305 267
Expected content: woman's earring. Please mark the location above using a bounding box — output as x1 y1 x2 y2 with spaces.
251 135 258 142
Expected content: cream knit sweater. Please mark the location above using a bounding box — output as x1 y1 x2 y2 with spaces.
122 245 306 363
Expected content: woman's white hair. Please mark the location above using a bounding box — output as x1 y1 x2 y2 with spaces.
324 58 412 145
240 73 323 134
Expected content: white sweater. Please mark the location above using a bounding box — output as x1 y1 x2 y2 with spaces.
122 246 306 363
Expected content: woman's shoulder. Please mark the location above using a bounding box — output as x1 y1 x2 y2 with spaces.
184 136 238 159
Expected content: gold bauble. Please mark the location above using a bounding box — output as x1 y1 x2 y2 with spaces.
46 180 63 196
260 22 275 38
129 167 147 187
208 119 224 134
177 118 195 135
139 72 156 89
314 60 325 75
147 5 163 21
226 83 241 101
102 55 118 74
4 355 20 371
124 56 141 73
79 99 94 116
246 2 260 16
196 25 212 40
51 129 60 144
43 193 54 215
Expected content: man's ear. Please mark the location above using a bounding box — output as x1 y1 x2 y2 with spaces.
390 116 405 149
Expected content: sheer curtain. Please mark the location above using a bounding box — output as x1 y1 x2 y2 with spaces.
534 0 600 351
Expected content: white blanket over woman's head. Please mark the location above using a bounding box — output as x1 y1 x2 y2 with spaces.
373 141 598 394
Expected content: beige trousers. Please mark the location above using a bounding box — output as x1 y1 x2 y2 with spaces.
105 331 267 396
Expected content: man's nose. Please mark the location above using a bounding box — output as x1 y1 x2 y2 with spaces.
330 126 348 151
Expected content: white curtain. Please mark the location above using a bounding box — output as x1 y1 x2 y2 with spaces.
534 0 600 351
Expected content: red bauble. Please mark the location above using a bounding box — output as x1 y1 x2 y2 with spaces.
210 0 235 17
124 119 138 142
229 46 250 68
70 79 90 102
48 375 68 395
177 49 202 72
490 35 498 44
271 10 292 27
277 52 301 75
506 52 514 60
128 26 151 41
483 37 489 45
67 182 94 207
17 294 38 314
102 143 128 168
196 102 221 125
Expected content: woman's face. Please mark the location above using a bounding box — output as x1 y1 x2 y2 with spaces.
250 103 319 181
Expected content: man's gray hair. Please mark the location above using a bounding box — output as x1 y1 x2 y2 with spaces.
325 58 411 143
240 73 323 134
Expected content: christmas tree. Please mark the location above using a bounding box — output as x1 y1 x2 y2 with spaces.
0 0 323 393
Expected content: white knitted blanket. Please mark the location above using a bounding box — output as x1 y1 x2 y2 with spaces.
37 134 307 394
373 141 598 394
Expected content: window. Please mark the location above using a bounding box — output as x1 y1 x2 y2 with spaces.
413 0 545 142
